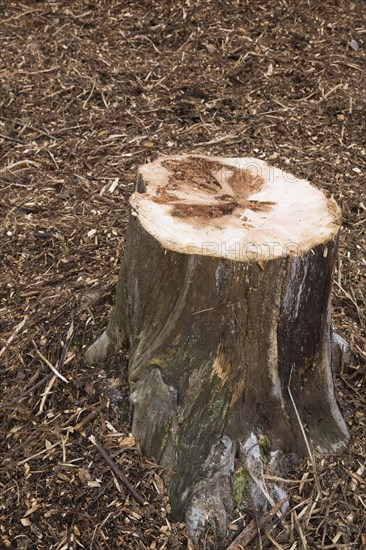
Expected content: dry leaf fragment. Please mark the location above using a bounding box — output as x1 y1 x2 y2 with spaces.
31 524 43 539
7 425 22 436
332 531 342 544
81 288 106 308
113 476 122 492
24 463 31 479
21 518 32 527
56 472 71 482
87 479 102 487
128 511 142 520
349 38 359 51
105 420 118 433
159 525 170 535
265 63 273 76
109 178 119 193
153 473 165 495
349 470 365 485
24 505 40 517
118 435 136 448
78 467 92 483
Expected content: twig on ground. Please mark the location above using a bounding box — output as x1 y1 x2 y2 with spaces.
33 344 69 383
58 320 75 371
37 374 57 415
246 468 286 523
226 497 288 549
17 441 60 466
0 316 28 358
89 434 147 506
288 365 322 498
73 405 104 432
334 280 363 326
0 160 41 172
10 372 54 404
8 322 75 405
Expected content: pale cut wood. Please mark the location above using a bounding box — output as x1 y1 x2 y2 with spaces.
86 154 349 543
133 155 341 262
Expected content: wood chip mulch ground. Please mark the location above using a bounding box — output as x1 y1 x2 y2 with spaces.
1 1 365 549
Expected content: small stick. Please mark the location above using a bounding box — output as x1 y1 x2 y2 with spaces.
334 280 363 325
73 405 104 432
56 320 74 372
89 434 147 506
32 321 74 382
0 159 41 172
0 316 28 358
246 468 283 521
288 366 322 498
17 441 60 466
35 346 68 383
340 375 366 404
9 322 74 405
226 497 288 549
9 373 53 404
0 133 25 144
263 474 313 485
0 115 59 140
37 375 57 415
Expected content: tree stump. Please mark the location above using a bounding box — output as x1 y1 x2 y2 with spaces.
86 154 349 541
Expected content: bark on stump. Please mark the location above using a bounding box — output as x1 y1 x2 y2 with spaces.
86 154 349 541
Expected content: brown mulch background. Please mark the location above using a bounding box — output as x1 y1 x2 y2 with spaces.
1 1 365 548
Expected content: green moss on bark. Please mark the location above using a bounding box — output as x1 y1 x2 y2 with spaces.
233 469 249 507
259 433 271 466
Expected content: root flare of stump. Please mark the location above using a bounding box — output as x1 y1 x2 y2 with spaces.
86 155 349 542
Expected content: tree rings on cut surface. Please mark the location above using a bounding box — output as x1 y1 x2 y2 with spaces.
132 154 341 262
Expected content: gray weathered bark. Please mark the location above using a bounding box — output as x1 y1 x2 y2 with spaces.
86 155 349 542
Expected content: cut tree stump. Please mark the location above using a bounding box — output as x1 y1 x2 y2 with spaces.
86 154 349 542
